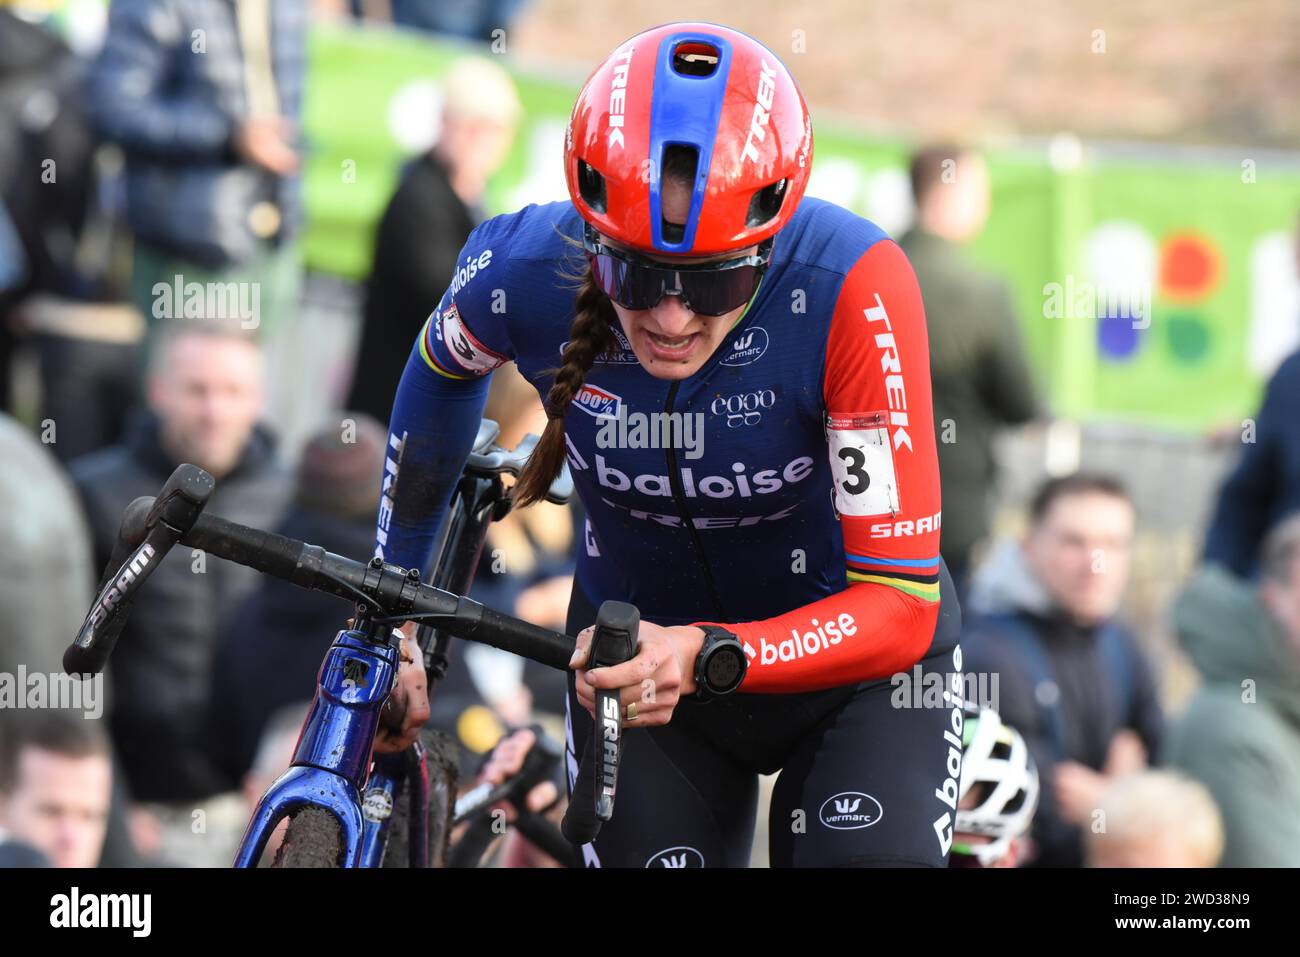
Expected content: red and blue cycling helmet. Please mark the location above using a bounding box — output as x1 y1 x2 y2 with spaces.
564 22 814 259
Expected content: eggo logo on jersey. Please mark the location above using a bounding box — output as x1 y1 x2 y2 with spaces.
448 248 493 298
607 47 635 150
573 384 622 419
741 59 778 164
711 389 775 428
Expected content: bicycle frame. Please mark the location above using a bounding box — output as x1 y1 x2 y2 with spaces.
233 441 512 868
234 624 400 867
66 447 620 870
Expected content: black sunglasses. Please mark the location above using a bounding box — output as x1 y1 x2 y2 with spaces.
583 224 772 316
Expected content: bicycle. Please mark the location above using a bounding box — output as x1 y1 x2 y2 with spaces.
65 419 639 867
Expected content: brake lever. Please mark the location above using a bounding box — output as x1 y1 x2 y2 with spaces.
64 465 215 675
561 601 639 845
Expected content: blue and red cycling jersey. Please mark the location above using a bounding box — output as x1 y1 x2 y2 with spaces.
374 196 943 693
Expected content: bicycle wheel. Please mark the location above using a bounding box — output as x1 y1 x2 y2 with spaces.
383 728 460 868
272 805 345 868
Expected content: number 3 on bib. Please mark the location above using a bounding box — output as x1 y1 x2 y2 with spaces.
826 412 901 517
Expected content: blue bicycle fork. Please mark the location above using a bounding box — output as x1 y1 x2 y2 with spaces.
233 628 398 867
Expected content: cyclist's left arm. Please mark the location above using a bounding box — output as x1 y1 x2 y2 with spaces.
696 238 943 693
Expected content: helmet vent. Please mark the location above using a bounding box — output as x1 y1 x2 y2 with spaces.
671 41 720 78
745 178 788 228
660 144 699 244
577 159 607 214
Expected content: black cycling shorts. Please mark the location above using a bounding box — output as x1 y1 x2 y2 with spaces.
562 564 964 867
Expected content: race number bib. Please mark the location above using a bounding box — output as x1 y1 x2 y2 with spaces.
826 412 900 517
439 302 507 375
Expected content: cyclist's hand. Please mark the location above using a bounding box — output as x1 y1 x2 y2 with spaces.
479 728 559 820
570 621 705 727
374 627 430 753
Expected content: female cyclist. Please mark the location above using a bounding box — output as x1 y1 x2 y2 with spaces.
373 21 963 867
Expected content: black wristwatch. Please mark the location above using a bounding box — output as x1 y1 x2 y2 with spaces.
693 626 747 700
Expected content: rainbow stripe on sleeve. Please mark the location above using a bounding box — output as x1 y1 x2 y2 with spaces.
845 552 941 602
418 315 474 380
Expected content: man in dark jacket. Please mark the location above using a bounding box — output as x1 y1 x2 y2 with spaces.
1168 516 1300 866
347 56 520 422
68 321 292 808
207 413 387 786
1203 213 1300 577
89 0 308 390
899 146 1040 594
0 9 141 461
963 474 1163 867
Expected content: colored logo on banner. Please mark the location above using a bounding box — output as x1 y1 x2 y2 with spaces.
1090 225 1220 365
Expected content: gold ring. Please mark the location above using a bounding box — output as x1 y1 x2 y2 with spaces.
625 702 638 722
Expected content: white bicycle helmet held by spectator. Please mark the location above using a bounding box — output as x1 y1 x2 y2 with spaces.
952 707 1039 868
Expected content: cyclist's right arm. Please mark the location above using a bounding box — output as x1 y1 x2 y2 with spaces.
373 238 515 579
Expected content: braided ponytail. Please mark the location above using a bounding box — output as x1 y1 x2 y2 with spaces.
513 263 619 507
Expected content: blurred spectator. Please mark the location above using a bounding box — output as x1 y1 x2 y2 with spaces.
0 839 51 867
472 726 566 868
1203 220 1300 576
1085 770 1223 868
899 145 1040 596
0 9 65 410
67 321 292 813
208 414 387 785
963 474 1163 867
0 712 112 868
88 0 308 388
1167 517 1300 866
387 0 529 42
0 9 140 460
0 412 94 680
347 55 521 423
0 413 153 868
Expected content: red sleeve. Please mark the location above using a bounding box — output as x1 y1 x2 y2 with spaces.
696 239 942 693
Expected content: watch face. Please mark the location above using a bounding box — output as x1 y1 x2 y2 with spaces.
705 646 743 691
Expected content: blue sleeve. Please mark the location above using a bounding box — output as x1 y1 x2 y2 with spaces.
373 342 489 577
1202 358 1290 576
372 224 516 576
90 0 236 159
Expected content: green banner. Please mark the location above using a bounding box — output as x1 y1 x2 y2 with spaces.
301 23 1300 430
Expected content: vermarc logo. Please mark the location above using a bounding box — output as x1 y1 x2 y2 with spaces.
819 791 883 830
646 846 705 868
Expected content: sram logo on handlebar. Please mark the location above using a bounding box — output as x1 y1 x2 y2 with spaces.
600 695 620 797
87 543 157 629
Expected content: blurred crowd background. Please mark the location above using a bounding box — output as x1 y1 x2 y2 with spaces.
0 0 1298 869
